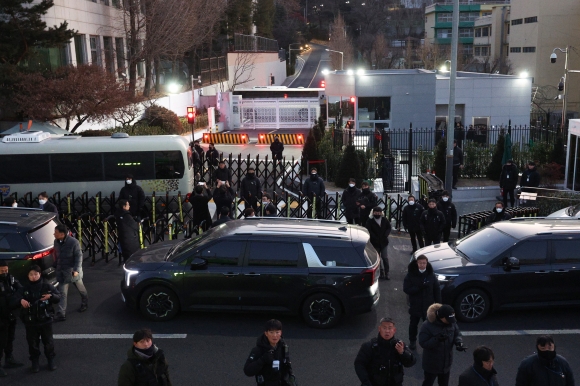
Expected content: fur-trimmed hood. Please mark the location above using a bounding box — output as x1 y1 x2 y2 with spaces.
407 260 434 275
426 303 442 323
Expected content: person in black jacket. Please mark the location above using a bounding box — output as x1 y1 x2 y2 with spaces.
452 140 464 189
270 135 284 164
302 168 326 219
190 183 212 230
436 191 457 243
342 178 361 224
37 192 58 215
119 175 146 218
115 199 141 263
403 256 441 351
402 195 424 254
241 168 262 213
486 202 512 224
458 346 499 386
520 161 540 204
213 182 235 219
16 265 61 373
515 335 574 386
365 207 392 280
212 206 232 228
357 181 378 224
0 261 24 375
214 159 233 187
190 140 204 178
206 143 220 168
354 317 416 386
499 159 518 208
420 200 446 246
419 304 467 386
244 319 294 386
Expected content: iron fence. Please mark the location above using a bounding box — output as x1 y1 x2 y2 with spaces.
233 34 279 53
457 206 540 238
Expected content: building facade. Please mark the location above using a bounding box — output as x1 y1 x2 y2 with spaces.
472 5 510 72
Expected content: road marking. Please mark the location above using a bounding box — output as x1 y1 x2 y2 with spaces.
54 334 187 339
287 56 306 87
462 330 580 336
307 57 326 88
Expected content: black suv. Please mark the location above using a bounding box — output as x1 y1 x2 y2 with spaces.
413 218 580 322
0 208 57 283
121 218 380 328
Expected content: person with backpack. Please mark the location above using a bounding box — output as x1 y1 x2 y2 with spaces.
118 328 171 386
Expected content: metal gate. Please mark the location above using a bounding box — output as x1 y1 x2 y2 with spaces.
240 98 320 129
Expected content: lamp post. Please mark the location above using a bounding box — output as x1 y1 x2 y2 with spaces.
325 48 344 71
445 0 459 194
550 46 580 130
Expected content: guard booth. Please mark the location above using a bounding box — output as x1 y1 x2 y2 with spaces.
566 119 580 190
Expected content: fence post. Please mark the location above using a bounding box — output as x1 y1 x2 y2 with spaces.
67 196 72 222
139 222 145 248
313 195 317 219
168 223 173 241
234 195 239 219
152 192 156 224
96 193 100 217
77 218 82 250
287 194 291 218
178 192 183 223
336 192 340 220
104 220 109 254
408 124 413 193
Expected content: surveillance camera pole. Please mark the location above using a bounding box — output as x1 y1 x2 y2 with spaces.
552 46 580 131
445 0 459 194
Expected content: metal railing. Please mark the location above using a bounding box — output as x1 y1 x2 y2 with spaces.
233 34 279 53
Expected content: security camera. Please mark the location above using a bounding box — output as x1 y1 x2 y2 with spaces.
550 53 557 63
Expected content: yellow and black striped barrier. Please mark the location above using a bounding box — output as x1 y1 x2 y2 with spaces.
202 133 249 144
257 133 305 145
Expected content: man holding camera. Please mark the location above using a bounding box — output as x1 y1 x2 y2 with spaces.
354 317 416 386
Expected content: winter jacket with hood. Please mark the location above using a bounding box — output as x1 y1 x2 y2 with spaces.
458 365 499 386
437 200 457 228
520 166 540 190
190 188 213 228
206 147 220 167
116 209 140 259
420 208 446 240
244 334 293 386
515 350 574 386
118 346 171 386
499 163 519 190
354 333 416 386
119 179 146 218
270 140 284 160
418 303 463 374
357 189 378 223
213 186 235 216
402 202 424 232
214 166 232 184
403 261 441 318
365 216 392 251
303 175 326 200
241 175 262 201
486 208 512 224
341 186 361 220
16 278 61 326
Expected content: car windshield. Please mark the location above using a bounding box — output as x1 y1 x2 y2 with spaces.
168 226 227 261
455 227 516 264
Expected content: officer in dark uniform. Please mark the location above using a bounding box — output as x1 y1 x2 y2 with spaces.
0 261 23 376
355 317 416 386
270 135 284 170
420 199 446 246
436 191 457 243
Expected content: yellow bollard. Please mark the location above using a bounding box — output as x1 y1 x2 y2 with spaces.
313 196 317 219
139 223 144 249
287 196 291 218
77 219 82 249
96 195 100 216
178 192 183 223
67 196 71 221
104 221 109 254
168 223 173 241
152 195 156 223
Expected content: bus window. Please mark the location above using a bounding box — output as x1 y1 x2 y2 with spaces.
104 152 155 181
155 151 184 179
1 155 50 184
51 153 103 182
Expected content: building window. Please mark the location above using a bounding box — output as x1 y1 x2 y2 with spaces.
482 26 490 36
459 12 480 22
101 0 109 5
436 29 452 38
437 13 452 23
112 0 121 7
462 44 473 56
115 38 125 77
481 12 491 17
475 28 481 37
89 35 102 66
459 28 474 38
507 24 510 34
511 18 523 25
524 16 537 23
523 46 536 53
510 47 521 53
74 35 88 65
103 37 115 74
506 45 509 56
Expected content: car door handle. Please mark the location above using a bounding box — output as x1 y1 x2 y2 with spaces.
222 272 239 276
554 269 569 273
534 270 550 274
244 273 261 276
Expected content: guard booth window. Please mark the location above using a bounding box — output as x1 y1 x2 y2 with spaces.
357 97 391 120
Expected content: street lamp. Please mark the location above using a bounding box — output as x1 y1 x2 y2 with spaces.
325 48 344 70
550 46 580 130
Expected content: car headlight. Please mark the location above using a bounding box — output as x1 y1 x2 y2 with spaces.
436 274 458 282
123 264 139 287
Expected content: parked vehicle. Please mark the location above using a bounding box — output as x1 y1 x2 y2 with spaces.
547 203 580 218
121 218 380 328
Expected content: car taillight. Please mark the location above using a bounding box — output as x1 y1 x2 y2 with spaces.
361 264 379 285
25 249 53 260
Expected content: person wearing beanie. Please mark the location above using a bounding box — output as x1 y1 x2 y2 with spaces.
365 206 392 280
436 191 457 243
118 328 171 386
0 261 24 375
458 346 499 386
419 303 467 386
486 202 512 224
515 335 574 386
420 199 446 246
499 159 518 208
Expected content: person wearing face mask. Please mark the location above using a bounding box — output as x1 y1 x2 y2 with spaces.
420 199 446 246
119 174 145 219
486 202 512 224
260 193 277 217
115 200 140 263
37 192 58 215
402 195 425 254
357 181 378 223
270 135 285 168
213 181 235 219
342 178 362 225
458 346 499 386
15 265 61 373
118 328 172 386
0 261 24 376
365 207 392 280
214 159 233 187
436 191 457 243
241 167 262 213
206 142 220 168
403 255 441 351
302 168 326 219
515 335 574 386
212 206 232 227
190 183 213 230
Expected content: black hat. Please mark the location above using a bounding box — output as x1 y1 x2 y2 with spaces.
436 304 456 323
528 161 535 166
442 190 450 196
372 206 383 212
507 159 514 164
0 260 7 267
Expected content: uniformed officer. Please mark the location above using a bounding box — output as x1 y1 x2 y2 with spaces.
0 261 24 376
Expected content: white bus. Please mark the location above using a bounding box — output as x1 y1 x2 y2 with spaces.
0 131 193 199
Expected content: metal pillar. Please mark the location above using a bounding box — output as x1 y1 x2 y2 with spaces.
445 0 459 194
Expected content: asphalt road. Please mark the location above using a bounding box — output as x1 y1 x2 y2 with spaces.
4 231 580 385
289 44 330 89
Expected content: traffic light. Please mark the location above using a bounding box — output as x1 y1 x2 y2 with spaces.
284 93 288 99
187 106 196 124
350 96 356 103
320 80 326 88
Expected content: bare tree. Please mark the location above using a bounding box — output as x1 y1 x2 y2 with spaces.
372 34 389 69
227 52 256 92
329 14 354 70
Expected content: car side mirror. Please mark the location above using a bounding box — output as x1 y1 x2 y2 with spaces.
502 256 520 271
190 257 208 270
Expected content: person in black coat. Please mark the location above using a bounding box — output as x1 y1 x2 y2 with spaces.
0 261 24 374
458 346 499 386
365 206 392 280
520 161 540 205
15 265 61 373
357 181 378 224
240 168 262 213
486 202 512 224
37 192 58 215
244 319 294 386
119 175 146 218
452 140 464 189
213 160 233 187
190 183 212 230
420 199 446 246
270 136 284 162
419 304 467 386
115 199 141 263
515 335 574 386
213 183 235 219
499 160 518 208
402 195 424 253
212 206 232 228
190 140 204 177
206 143 220 168
302 168 326 219
342 178 361 225
403 256 441 350
436 191 457 243
354 317 416 386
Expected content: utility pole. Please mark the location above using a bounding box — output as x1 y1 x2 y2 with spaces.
445 0 459 193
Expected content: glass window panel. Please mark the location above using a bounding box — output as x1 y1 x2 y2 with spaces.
155 151 185 179
51 153 103 182
103 152 155 180
0 155 50 184
200 241 244 266
510 241 548 265
248 242 299 267
553 240 580 263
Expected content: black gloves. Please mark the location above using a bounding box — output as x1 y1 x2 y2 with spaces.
456 343 468 352
437 333 447 342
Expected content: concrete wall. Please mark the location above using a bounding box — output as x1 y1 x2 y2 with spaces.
227 53 286 90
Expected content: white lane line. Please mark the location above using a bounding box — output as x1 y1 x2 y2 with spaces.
462 330 580 336
54 334 187 339
307 57 326 88
287 56 306 87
